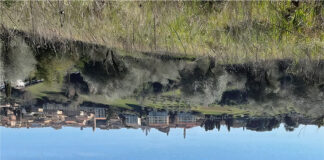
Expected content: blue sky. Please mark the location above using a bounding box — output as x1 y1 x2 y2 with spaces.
1 124 324 160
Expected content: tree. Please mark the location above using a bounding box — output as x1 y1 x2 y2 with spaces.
5 81 11 98
1 36 36 83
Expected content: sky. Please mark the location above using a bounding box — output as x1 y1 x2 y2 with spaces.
1 124 324 160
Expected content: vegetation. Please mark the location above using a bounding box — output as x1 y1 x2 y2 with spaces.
26 82 63 98
193 105 248 116
1 1 324 63
24 82 249 116
2 1 324 118
35 54 74 84
79 94 136 109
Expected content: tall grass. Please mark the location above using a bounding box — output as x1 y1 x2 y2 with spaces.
1 1 324 63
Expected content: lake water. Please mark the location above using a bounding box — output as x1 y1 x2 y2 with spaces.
1 124 324 160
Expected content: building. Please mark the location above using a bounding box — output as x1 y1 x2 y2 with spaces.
14 80 25 89
124 114 141 127
176 112 197 124
94 108 106 120
148 111 169 126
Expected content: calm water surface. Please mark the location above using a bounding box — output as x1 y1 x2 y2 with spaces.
1 125 324 160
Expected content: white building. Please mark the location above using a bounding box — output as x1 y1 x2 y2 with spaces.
125 114 141 126
14 80 25 89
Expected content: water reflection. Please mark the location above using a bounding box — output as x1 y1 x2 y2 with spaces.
1 102 322 137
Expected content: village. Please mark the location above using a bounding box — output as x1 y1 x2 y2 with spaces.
0 102 204 138
0 101 316 137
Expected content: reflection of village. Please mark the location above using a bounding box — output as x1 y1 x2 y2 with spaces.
1 103 321 138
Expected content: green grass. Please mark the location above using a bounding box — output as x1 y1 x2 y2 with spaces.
25 82 63 98
78 94 139 109
161 89 181 96
193 105 249 116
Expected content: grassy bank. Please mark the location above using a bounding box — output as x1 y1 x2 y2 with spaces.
24 82 249 116
1 1 324 63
